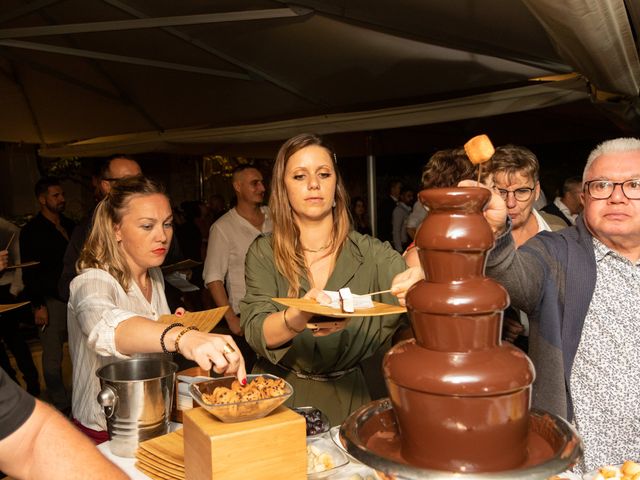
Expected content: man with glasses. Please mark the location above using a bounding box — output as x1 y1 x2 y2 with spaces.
58 155 141 302
480 138 640 471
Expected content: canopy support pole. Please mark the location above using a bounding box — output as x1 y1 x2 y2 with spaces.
366 133 378 238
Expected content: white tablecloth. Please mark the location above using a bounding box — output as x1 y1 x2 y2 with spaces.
97 421 182 480
98 441 150 480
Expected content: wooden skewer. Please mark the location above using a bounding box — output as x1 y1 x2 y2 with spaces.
363 289 393 297
3 232 15 251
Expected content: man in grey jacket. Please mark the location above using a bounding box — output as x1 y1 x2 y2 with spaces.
482 138 640 472
392 137 640 472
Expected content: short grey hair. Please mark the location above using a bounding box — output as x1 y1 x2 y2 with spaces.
583 138 640 181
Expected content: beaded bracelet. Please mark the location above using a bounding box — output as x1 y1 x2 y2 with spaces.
283 308 304 334
174 326 199 354
160 322 183 354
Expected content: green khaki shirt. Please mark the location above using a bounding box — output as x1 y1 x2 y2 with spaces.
240 231 406 425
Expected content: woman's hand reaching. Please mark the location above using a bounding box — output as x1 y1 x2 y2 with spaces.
304 288 348 336
178 330 247 384
304 288 331 305
391 266 425 307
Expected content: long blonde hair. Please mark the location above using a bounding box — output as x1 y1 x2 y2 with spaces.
77 176 167 292
269 133 350 297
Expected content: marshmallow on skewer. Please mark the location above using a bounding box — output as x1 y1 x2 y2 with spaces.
464 134 495 165
339 287 355 313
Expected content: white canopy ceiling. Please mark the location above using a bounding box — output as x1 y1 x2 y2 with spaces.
0 0 637 157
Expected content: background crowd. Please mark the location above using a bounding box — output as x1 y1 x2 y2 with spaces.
4 132 636 478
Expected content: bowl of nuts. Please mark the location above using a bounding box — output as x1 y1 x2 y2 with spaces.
190 374 292 423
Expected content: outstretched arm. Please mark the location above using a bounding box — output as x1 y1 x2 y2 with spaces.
0 399 128 480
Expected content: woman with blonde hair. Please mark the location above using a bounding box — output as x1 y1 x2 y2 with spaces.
240 133 406 425
68 176 245 442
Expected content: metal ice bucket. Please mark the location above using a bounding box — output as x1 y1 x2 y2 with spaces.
96 357 177 457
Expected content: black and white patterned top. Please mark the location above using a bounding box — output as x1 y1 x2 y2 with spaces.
570 238 640 472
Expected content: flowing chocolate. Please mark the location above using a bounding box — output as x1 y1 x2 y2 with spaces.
383 187 535 472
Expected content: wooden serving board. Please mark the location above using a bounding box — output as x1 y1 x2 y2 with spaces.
137 428 184 467
159 306 228 333
4 261 39 270
0 302 30 314
273 298 406 318
136 450 184 475
135 461 182 480
161 259 202 275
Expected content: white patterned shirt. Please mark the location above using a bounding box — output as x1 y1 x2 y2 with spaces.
570 238 640 471
203 207 271 314
68 267 170 431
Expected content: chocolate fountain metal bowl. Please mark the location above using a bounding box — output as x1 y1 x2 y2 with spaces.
341 399 581 480
341 187 581 479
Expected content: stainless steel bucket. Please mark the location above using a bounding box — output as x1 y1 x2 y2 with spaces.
96 357 177 457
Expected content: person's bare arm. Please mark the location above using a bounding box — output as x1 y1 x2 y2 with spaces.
0 399 127 480
207 280 241 335
114 315 246 382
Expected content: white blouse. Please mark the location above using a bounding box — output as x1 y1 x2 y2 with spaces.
67 267 170 431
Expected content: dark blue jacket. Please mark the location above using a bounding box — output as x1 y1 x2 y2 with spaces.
487 215 596 420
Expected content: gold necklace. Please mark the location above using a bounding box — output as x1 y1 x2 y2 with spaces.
302 242 331 253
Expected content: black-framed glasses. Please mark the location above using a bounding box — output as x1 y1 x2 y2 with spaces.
494 187 535 202
584 179 640 199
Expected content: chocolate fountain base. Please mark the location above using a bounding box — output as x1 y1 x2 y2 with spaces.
341 398 582 480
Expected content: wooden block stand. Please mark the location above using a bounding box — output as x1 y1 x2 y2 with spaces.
183 406 306 480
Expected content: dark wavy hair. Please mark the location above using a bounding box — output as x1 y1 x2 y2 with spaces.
421 148 479 189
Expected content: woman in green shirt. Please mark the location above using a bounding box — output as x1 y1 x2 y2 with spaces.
240 133 407 425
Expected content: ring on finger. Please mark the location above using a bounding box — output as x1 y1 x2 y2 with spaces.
222 342 236 356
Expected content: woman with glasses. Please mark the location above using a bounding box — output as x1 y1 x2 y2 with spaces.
480 145 565 351
489 145 567 247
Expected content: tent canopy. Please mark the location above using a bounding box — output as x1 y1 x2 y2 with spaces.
0 0 638 156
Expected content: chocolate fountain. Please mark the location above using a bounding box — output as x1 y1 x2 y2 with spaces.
341 187 581 479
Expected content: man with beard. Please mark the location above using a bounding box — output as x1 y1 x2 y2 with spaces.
20 177 75 413
203 165 272 371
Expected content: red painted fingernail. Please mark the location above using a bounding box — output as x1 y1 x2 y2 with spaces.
242 378 247 386
176 311 183 316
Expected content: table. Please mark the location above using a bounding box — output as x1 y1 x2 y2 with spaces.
97 424 381 479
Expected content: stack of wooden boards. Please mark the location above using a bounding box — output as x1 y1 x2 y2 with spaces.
135 429 185 480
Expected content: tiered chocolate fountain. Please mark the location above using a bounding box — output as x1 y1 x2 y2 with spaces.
342 187 581 479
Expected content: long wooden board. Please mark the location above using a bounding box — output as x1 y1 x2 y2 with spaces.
0 302 30 314
137 429 184 467
159 306 227 333
273 298 406 318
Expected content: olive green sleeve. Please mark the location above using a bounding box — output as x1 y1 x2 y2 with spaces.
239 236 293 364
370 236 408 347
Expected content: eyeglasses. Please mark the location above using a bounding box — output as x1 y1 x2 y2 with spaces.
494 187 535 202
584 179 640 199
